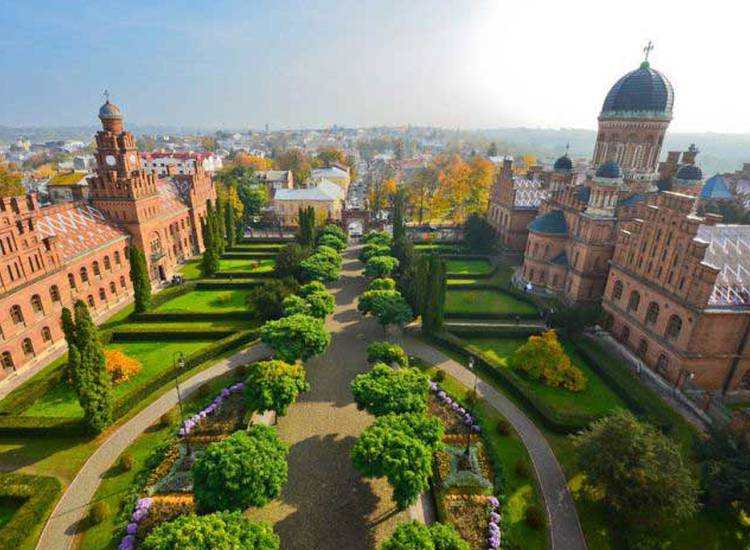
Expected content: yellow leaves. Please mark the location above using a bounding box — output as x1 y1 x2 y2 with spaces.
0 163 24 197
105 349 142 384
430 155 495 223
216 182 244 220
234 153 275 171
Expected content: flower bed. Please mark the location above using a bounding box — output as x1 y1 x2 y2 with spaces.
429 381 503 550
117 382 247 549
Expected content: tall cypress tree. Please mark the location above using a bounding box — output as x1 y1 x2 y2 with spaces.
201 211 219 277
74 300 112 433
215 199 227 254
421 255 446 335
129 247 152 313
392 187 407 244
225 200 236 247
297 206 316 248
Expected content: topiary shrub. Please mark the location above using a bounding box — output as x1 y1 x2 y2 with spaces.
496 418 511 437
434 369 446 383
160 410 177 427
119 452 135 472
508 329 587 392
90 501 110 524
525 504 545 529
366 341 409 368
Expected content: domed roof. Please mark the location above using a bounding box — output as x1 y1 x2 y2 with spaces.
674 164 703 182
553 154 573 173
98 100 122 120
595 161 622 179
600 61 674 120
527 209 568 235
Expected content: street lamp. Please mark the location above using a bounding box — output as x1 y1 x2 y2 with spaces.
173 351 190 456
464 355 477 459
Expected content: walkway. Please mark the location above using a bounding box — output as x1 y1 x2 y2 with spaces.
245 248 415 549
36 342 271 550
396 334 587 550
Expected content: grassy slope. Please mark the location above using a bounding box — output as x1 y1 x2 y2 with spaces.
153 289 251 313
445 259 493 275
218 258 275 273
445 289 537 316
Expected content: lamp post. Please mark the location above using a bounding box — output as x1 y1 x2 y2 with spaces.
464 355 477 459
173 351 190 456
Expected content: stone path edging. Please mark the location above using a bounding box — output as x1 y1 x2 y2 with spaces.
397 334 587 550
36 342 271 550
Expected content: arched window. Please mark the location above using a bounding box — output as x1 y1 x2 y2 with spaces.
30 294 43 314
119 275 126 288
22 338 34 357
87 294 95 308
80 267 89 283
50 285 61 302
41 327 52 342
68 273 76 289
666 315 682 340
98 288 106 301
103 256 111 271
612 280 623 301
544 244 550 259
637 338 648 358
656 353 669 375
645 302 659 325
110 281 116 295
10 305 24 325
628 290 640 312
602 313 614 331
92 261 100 277
114 251 121 265
621 325 630 346
533 243 539 257
1 351 13 370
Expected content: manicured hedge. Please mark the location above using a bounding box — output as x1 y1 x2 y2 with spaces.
149 283 197 310
446 326 541 339
213 271 275 280
0 473 63 549
133 312 255 322
0 362 67 415
0 415 85 435
111 329 235 342
441 254 492 261
195 280 263 290
220 252 277 260
239 238 293 245
444 310 539 321
430 332 597 433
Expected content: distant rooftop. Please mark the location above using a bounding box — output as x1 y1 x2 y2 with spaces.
698 224 750 306
275 179 344 202
512 177 547 208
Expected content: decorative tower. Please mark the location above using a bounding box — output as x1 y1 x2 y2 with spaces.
586 161 623 217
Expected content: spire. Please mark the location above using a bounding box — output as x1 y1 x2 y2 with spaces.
641 40 654 69
104 89 110 102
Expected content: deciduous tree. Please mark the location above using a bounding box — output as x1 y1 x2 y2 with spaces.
351 363 428 416
358 289 413 337
244 360 310 417
365 255 399 278
259 314 331 363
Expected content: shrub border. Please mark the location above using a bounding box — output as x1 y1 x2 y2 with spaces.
0 473 63 549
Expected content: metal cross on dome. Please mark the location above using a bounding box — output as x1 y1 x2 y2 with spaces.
104 89 110 102
643 40 654 62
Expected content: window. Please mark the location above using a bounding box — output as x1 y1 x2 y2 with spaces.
628 290 640 312
120 275 126 289
104 256 111 271
50 285 61 302
544 244 550 259
87 294 95 308
41 327 52 342
22 338 34 357
602 313 614 331
114 251 121 265
110 281 116 294
612 281 623 301
552 274 559 287
30 294 43 314
1 352 13 370
80 267 89 283
68 273 76 289
621 325 630 346
93 261 100 277
99 288 106 301
637 338 648 358
10 305 24 325
645 302 659 325
666 315 682 340
656 354 669 375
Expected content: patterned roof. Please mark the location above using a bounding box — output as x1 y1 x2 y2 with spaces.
157 177 191 214
700 175 733 200
36 203 127 261
528 209 568 235
698 224 750 307
513 177 547 208
601 62 674 119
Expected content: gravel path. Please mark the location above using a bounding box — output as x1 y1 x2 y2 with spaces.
245 247 414 549
397 333 587 550
36 342 271 550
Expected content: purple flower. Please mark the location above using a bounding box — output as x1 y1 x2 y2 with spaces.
136 497 153 510
458 407 466 415
488 521 500 533
464 417 472 426
430 382 438 392
126 522 138 535
471 424 481 433
488 496 500 508
437 390 446 399
120 534 136 550
451 402 459 411
490 511 501 523
131 509 146 522
221 389 230 398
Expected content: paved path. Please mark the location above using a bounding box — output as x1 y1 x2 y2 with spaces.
245 248 415 549
396 334 587 550
36 342 271 550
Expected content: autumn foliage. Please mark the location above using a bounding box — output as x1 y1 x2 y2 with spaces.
508 330 587 392
105 349 143 384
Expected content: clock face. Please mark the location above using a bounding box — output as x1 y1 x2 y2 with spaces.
129 154 137 164
105 155 116 166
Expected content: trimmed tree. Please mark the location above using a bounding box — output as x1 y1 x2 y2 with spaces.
573 409 699 528
245 360 310 417
259 313 331 363
73 300 112 433
365 255 399 278
298 281 326 296
359 243 391 263
274 242 309 280
351 363 428 416
192 426 288 512
381 521 469 550
142 512 279 550
61 307 77 383
299 251 341 282
296 206 317 248
317 233 346 251
421 253 446 335
246 278 299 321
319 223 347 243
225 199 236 247
128 246 152 313
367 341 409 368
303 290 335 318
357 289 413 338
282 294 310 317
464 212 494 254
363 231 392 247
368 277 396 291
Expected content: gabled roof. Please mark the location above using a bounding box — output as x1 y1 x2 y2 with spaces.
701 175 733 200
528 209 568 235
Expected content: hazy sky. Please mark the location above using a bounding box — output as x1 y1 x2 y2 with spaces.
1 0 748 132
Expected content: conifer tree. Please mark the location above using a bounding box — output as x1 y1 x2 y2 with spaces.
296 206 316 248
215 199 227 253
129 246 152 313
73 300 112 433
225 200 236 247
421 254 446 335
201 205 219 277
392 187 407 244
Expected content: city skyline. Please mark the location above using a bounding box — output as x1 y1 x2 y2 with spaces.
1 0 749 133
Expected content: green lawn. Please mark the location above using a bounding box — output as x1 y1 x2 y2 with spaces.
445 289 537 316
117 320 249 332
464 336 625 418
177 259 202 280
413 357 546 549
445 259 493 275
233 242 285 250
0 497 21 530
153 289 251 313
218 258 275 273
22 340 214 418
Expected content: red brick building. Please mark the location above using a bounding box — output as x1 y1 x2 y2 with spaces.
0 98 215 377
603 191 750 393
